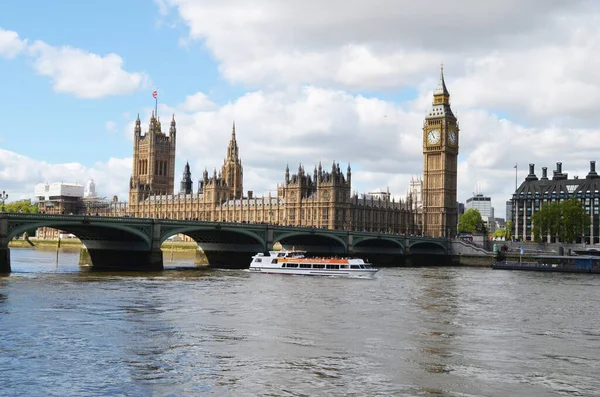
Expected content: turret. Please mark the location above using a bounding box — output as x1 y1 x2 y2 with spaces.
135 113 141 136
285 164 290 185
170 113 176 137
180 161 193 194
347 163 351 183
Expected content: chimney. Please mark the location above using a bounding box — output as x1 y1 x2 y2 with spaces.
587 160 599 179
541 167 548 180
553 162 567 180
526 163 538 181
247 190 253 199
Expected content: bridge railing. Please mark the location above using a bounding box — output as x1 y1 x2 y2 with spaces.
2 212 149 223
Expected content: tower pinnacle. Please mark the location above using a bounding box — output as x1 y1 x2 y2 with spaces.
434 63 450 97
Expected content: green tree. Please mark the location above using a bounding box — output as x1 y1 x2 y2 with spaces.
532 198 589 243
505 220 513 240
5 199 38 213
493 228 506 238
458 208 484 234
561 198 590 243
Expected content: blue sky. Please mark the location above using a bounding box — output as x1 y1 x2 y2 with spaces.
1 0 600 218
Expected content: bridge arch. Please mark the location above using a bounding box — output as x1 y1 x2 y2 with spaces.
353 237 404 254
273 231 347 253
408 240 447 255
7 220 152 247
158 225 266 246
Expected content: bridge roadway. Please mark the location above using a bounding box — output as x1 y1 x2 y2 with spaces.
0 213 449 273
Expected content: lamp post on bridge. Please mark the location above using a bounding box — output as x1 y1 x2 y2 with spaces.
440 208 447 239
1 190 8 212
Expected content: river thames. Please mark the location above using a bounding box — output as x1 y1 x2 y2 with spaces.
1 248 599 396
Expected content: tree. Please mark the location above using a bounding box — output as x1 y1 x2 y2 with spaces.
561 198 590 243
505 220 513 240
458 208 484 234
5 200 38 213
532 198 589 243
493 228 506 238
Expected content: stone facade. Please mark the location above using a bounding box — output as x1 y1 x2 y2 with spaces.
126 117 417 233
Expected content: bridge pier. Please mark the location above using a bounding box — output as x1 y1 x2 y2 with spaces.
0 216 9 273
79 246 163 271
0 246 9 274
77 224 164 271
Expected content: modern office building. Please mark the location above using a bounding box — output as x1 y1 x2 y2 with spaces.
465 193 495 233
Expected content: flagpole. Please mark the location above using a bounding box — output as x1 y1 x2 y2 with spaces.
515 163 518 192
155 88 158 118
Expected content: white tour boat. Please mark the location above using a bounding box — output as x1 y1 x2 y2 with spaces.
249 249 378 278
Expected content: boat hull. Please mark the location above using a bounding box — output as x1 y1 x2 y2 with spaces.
249 267 378 278
492 261 600 274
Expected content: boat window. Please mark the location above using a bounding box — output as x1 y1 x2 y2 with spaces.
350 265 360 269
359 265 365 269
286 263 298 268
278 253 285 257
364 265 372 269
326 265 340 269
340 265 349 269
255 258 262 263
271 259 278 264
313 264 325 269
300 264 311 268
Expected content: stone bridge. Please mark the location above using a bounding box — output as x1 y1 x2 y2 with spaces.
0 213 449 272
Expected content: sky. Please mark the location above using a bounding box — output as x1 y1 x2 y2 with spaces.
1 0 600 218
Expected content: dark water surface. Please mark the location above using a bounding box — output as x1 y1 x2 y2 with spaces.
1 248 599 396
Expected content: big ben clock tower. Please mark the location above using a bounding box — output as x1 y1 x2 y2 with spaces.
422 66 459 238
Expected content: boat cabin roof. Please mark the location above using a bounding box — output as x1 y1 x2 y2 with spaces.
268 250 306 257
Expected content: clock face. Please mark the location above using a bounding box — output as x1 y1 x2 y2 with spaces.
427 129 441 145
448 130 457 145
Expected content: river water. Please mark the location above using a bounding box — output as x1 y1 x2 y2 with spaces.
1 248 599 396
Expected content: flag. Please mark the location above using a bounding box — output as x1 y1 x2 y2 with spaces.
152 90 158 98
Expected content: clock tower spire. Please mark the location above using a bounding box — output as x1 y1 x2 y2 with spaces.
422 66 459 238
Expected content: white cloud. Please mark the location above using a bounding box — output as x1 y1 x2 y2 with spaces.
0 149 131 203
159 1 600 125
179 92 217 112
27 41 148 99
0 28 27 58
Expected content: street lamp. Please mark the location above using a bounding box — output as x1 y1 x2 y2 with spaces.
1 190 7 212
440 208 446 239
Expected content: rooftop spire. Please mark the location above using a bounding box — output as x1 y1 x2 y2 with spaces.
434 62 450 96
226 121 239 161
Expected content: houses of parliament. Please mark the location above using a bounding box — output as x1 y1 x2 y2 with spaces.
37 69 458 238
125 69 458 237
127 116 417 233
